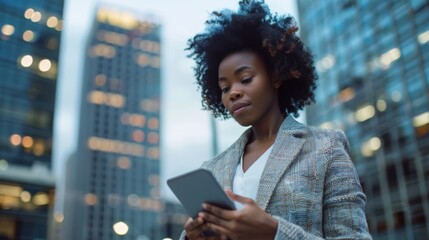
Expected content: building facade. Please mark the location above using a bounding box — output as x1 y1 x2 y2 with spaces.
0 0 64 239
298 0 429 239
160 201 188 240
62 5 163 240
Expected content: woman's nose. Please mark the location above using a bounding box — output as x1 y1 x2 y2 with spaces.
229 88 243 101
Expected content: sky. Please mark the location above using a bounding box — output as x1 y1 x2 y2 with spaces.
53 0 299 203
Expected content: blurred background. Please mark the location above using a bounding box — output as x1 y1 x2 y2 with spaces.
0 0 428 239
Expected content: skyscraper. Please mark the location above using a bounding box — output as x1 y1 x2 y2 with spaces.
62 5 162 240
298 0 429 239
0 0 64 239
160 201 188 240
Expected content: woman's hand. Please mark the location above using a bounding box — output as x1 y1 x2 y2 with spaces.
199 190 278 240
184 216 226 240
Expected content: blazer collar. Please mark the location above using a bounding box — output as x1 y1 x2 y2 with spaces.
222 116 308 210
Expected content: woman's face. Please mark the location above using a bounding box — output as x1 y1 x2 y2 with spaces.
218 50 281 126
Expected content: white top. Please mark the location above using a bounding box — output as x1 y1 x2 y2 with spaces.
232 145 273 210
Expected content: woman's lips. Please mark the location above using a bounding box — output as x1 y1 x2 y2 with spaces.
231 102 250 116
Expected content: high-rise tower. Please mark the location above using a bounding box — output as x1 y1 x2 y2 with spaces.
298 0 429 239
62 5 162 240
0 0 64 239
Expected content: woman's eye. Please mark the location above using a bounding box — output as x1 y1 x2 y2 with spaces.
241 77 252 84
221 87 230 93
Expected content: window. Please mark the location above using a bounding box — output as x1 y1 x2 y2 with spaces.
402 157 417 178
386 163 398 189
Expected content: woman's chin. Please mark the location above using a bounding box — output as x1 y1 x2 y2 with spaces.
233 117 252 127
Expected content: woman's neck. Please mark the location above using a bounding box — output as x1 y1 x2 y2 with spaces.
250 113 284 144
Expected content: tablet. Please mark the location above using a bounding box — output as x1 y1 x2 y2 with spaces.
167 168 236 219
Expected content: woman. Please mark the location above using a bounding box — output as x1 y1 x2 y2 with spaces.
181 0 372 239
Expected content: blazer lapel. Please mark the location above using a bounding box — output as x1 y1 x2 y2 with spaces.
219 128 252 190
255 116 307 210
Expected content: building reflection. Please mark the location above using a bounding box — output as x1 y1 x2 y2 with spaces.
298 0 429 239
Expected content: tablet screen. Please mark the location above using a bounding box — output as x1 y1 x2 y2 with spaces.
167 168 236 218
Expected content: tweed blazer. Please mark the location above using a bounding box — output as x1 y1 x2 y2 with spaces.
180 116 371 240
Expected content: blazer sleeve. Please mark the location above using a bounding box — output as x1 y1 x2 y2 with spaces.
273 130 372 240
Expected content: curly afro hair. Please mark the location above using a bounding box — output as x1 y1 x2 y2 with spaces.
186 0 318 119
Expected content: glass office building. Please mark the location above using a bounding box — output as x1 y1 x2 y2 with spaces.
298 0 429 239
62 5 163 240
160 201 188 240
0 0 64 239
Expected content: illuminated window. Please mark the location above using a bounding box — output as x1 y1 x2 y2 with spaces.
32 192 49 205
106 93 125 108
113 221 129 236
132 130 144 142
31 11 42 22
147 147 159 159
94 74 107 86
84 193 97 205
140 99 159 112
137 53 150 66
1 24 15 36
24 8 35 19
9 134 21 146
355 104 375 122
22 136 34 148
316 54 335 73
23 30 35 42
413 112 429 127
376 99 387 112
98 30 129 46
130 114 145 127
127 194 140 207
20 191 31 202
361 137 381 157
55 20 63 31
39 59 52 72
89 44 116 58
97 7 138 30
87 137 144 157
46 16 59 28
33 139 46 156
379 48 401 68
88 91 106 104
20 55 33 67
117 157 131 169
337 87 355 103
417 30 429 45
